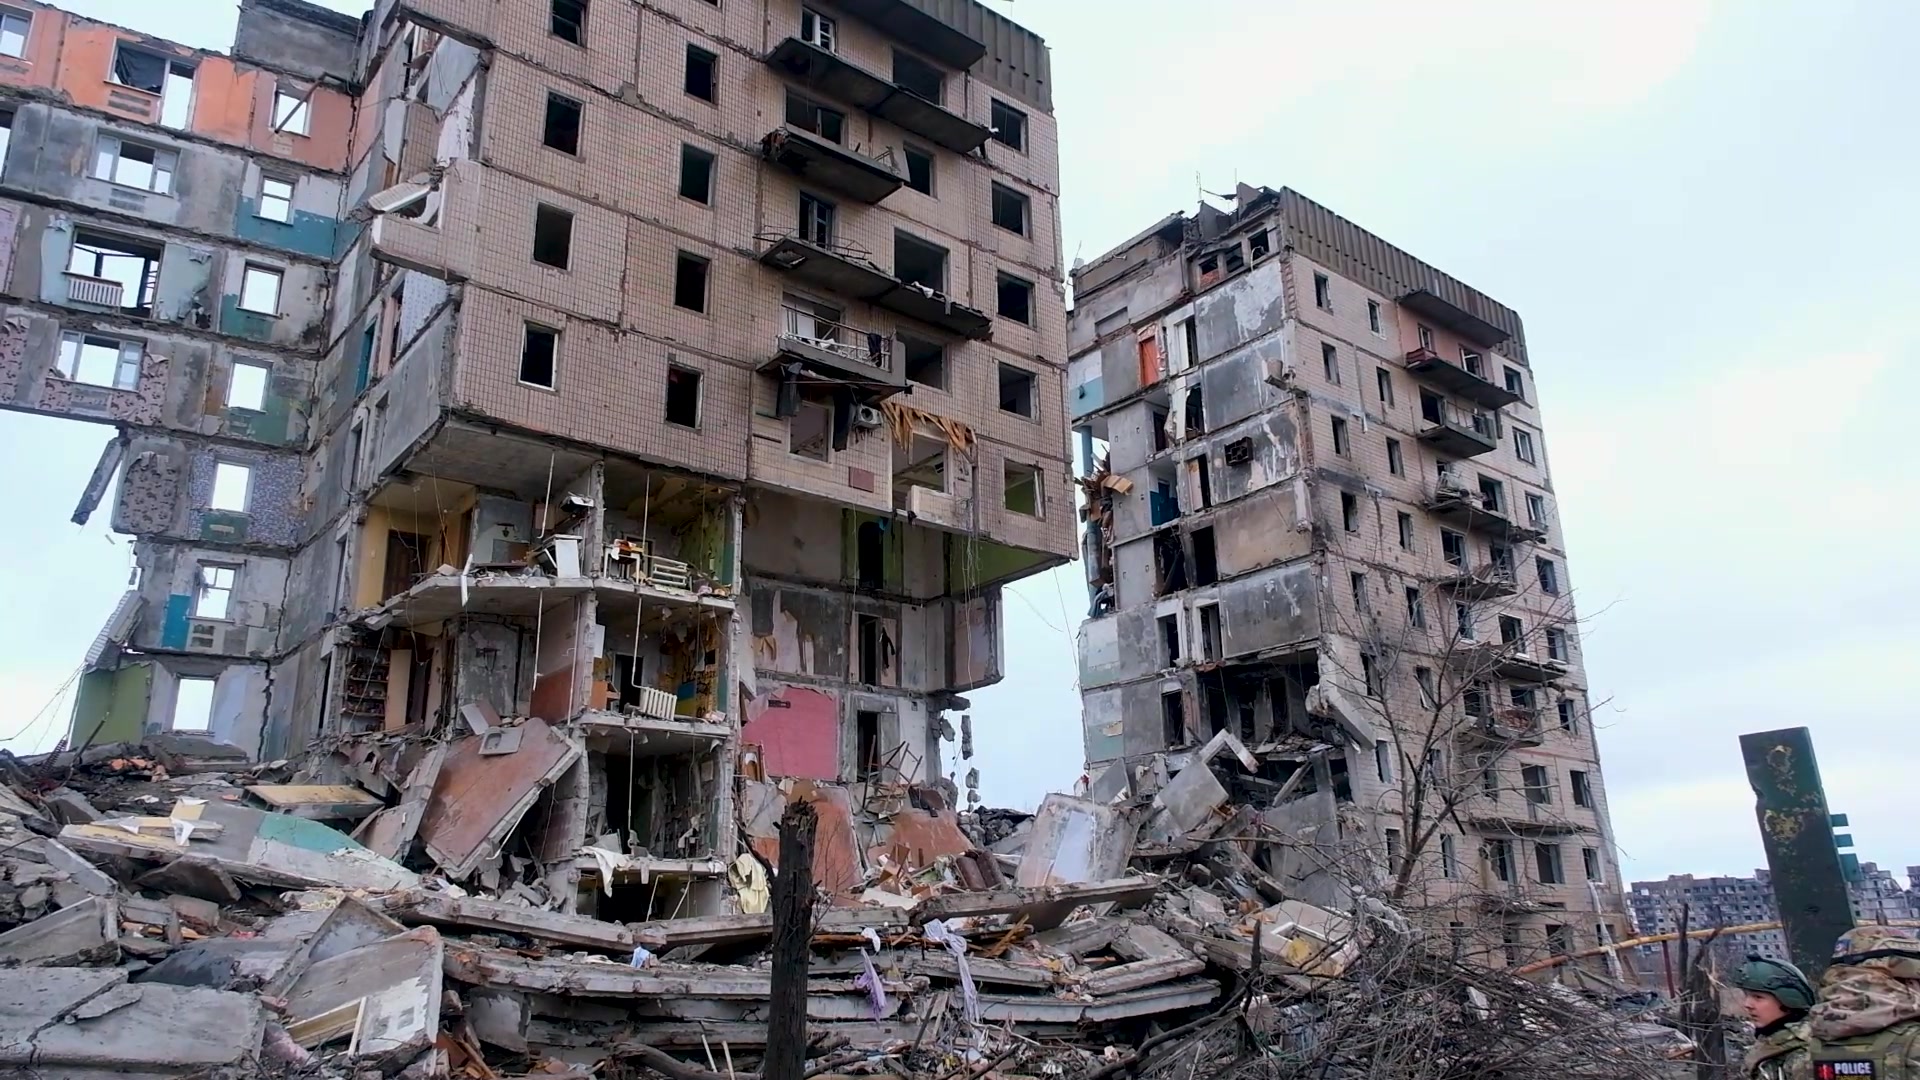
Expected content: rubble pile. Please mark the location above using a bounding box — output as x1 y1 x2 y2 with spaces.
0 733 1691 1079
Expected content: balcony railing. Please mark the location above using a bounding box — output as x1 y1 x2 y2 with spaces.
66 274 124 308
1417 402 1500 457
1404 346 1522 410
1436 563 1519 599
780 306 892 372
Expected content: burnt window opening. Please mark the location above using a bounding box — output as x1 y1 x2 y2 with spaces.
1183 385 1205 437
1420 389 1444 424
1505 365 1526 399
1198 254 1219 278
673 252 708 312
990 183 1029 235
893 49 943 103
684 44 717 102
1224 437 1252 466
786 91 844 143
1153 532 1188 596
1456 602 1476 641
1313 272 1331 310
1349 571 1368 608
665 365 701 427
1441 529 1466 568
903 145 934 195
901 333 944 388
1362 653 1383 696
1386 437 1404 475
856 520 886 590
1248 229 1271 259
1340 491 1359 532
1322 342 1340 383
532 204 573 268
856 710 882 781
678 144 714 204
1194 455 1213 509
1571 769 1593 808
1203 682 1229 736
997 273 1034 324
1151 409 1171 453
1191 526 1218 586
1330 415 1350 455
543 92 582 154
1223 244 1246 274
1158 614 1181 667
519 324 558 388
894 231 947 292
551 0 586 43
1377 367 1395 406
857 614 890 685
1161 690 1185 747
998 364 1035 417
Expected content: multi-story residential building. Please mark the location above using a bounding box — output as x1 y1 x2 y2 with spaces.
1068 185 1624 970
1629 863 1919 972
7 0 1069 919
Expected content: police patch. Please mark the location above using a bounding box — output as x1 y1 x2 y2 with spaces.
1816 1061 1876 1080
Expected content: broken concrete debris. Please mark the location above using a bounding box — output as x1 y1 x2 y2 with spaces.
0 732 1688 1078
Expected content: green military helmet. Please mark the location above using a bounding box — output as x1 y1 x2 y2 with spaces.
1733 954 1817 1011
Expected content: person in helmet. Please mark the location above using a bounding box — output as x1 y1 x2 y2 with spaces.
1733 954 1816 1080
1808 926 1920 1080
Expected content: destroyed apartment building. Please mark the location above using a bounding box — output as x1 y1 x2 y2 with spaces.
0 0 1075 923
1067 186 1633 973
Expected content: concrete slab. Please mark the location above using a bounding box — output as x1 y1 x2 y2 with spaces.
0 967 263 1075
419 718 581 879
1016 794 1135 887
0 895 118 966
284 926 443 1062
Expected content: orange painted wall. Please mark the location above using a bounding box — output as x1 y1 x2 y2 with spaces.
0 1 353 173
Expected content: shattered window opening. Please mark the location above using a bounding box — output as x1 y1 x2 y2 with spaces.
1367 299 1382 334
665 365 701 428
1003 460 1041 517
800 7 836 51
1158 614 1180 666
1340 491 1358 532
543 92 582 154
1537 557 1560 595
678 144 714 204
1330 415 1349 455
893 49 942 104
1161 690 1185 747
903 144 934 195
789 397 831 460
1322 342 1339 383
271 86 310 136
551 0 586 44
786 90 844 143
684 44 717 103
171 676 215 732
997 363 1035 417
68 231 162 316
1191 526 1217 585
209 461 251 512
55 332 142 391
900 332 944 388
997 273 1034 325
192 563 237 619
239 263 282 315
226 361 269 411
798 192 836 246
673 251 708 312
1535 843 1565 885
991 183 1029 235
92 135 176 194
1441 833 1458 878
519 323 558 389
532 204 573 268
1397 511 1414 551
894 231 947 292
1313 272 1330 310
1387 437 1404 476
1570 769 1593 808
989 98 1026 151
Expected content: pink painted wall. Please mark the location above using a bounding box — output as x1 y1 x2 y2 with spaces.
741 686 840 781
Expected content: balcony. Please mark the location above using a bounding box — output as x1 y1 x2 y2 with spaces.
1404 347 1521 410
1476 881 1546 913
758 232 991 341
1456 705 1545 748
66 274 125 308
1467 801 1586 836
1399 287 1513 351
765 37 992 155
1417 403 1500 458
762 125 905 205
1435 563 1519 600
1425 484 1548 544
824 0 986 69
1452 643 1570 685
767 305 905 395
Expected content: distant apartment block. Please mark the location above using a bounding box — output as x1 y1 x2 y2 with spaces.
3 0 1069 919
1629 862 1920 967
1068 185 1624 971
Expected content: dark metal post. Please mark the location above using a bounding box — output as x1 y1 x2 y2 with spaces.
1740 727 1853 979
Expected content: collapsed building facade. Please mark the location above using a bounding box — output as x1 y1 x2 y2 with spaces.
1069 186 1631 972
3 0 1072 919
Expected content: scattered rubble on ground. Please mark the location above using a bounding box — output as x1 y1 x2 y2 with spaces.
0 732 1693 1079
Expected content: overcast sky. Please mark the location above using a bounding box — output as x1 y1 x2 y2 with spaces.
4 0 1914 887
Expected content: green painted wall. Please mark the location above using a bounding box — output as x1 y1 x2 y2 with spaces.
68 663 153 747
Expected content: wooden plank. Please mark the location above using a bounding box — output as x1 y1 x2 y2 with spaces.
247 785 385 820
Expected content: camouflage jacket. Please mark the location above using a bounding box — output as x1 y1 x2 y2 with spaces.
1807 926 1920 1079
1744 1020 1811 1080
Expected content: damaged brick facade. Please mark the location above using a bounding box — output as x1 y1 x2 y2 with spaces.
12 0 1069 920
1069 185 1631 975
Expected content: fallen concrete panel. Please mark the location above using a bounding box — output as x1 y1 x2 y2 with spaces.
445 945 916 1002
285 926 444 1063
977 979 1222 1023
356 743 446 859
134 855 243 903
629 905 913 949
61 800 418 892
385 889 634 951
1017 794 1134 887
608 1020 920 1050
419 718 581 879
0 895 118 966
1141 761 1229 845
917 875 1161 931
247 783 385 819
0 967 264 1076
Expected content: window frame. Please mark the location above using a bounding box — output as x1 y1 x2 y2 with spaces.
192 562 239 620
989 182 1029 236
519 322 559 390
1514 427 1537 464
542 91 583 155
988 98 1026 152
1002 459 1043 517
256 175 294 223
0 6 28 59
678 143 715 205
995 271 1035 325
664 364 702 428
55 331 143 391
226 359 270 411
684 44 718 103
209 460 252 513
238 263 284 315
92 134 177 195
271 85 311 136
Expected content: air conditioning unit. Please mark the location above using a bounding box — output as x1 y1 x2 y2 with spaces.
852 405 884 429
